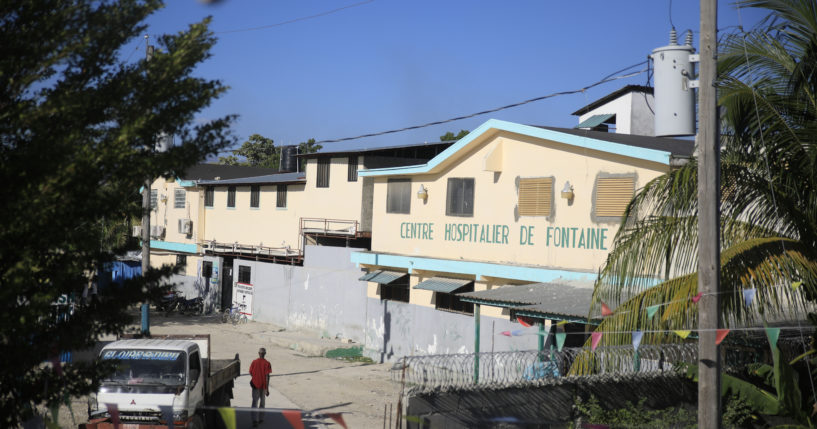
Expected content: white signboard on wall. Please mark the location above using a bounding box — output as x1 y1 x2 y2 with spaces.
234 282 253 320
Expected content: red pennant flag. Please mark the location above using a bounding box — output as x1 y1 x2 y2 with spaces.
591 332 603 351
715 329 730 345
691 292 703 303
500 331 511 336
282 409 304 429
601 302 613 317
518 316 533 327
325 413 348 429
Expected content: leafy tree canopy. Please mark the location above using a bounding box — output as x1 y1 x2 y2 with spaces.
0 0 235 424
218 135 322 170
440 130 469 141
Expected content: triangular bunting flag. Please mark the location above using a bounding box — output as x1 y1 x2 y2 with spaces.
556 332 567 351
792 281 803 290
218 407 236 429
324 413 348 429
601 302 613 316
743 288 756 307
282 409 305 429
691 292 703 303
518 316 533 327
556 320 569 326
159 405 173 429
646 305 660 319
766 327 781 350
105 403 120 428
591 331 603 351
673 330 692 339
632 331 643 351
500 330 511 337
715 329 730 345
511 329 525 336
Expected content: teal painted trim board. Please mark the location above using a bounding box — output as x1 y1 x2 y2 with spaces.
351 251 598 284
359 119 671 178
150 240 198 253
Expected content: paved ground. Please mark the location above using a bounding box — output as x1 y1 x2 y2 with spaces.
58 309 403 428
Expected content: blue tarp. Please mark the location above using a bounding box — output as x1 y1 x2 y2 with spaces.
99 260 141 290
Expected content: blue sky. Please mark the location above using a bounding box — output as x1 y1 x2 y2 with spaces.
135 0 765 153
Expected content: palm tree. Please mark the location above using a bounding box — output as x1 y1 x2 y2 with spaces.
571 0 817 372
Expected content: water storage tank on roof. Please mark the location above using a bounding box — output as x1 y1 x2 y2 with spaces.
651 29 696 137
279 145 298 172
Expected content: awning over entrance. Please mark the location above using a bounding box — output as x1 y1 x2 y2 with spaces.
413 277 472 293
458 282 597 322
575 113 615 129
358 270 407 285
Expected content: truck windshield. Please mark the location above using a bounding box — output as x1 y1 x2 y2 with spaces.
101 349 186 386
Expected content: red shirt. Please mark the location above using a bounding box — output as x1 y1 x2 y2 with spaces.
249 357 272 390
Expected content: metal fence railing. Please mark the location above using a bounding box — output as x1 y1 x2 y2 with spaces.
392 344 702 394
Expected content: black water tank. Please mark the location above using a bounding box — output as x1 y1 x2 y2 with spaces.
279 145 298 172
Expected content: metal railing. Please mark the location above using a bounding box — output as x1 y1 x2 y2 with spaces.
299 217 360 237
392 344 701 394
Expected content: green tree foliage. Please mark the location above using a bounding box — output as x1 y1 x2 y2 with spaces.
439 130 469 141
218 133 277 168
574 0 817 356
0 0 234 424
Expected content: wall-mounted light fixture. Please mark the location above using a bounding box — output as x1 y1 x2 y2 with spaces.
417 184 428 200
561 181 574 200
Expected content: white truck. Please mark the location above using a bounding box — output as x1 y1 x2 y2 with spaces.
81 334 239 429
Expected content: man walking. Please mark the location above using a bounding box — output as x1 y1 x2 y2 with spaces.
249 347 272 426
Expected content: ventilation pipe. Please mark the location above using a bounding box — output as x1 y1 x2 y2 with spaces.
651 29 697 137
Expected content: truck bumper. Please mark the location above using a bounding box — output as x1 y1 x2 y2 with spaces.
80 417 191 429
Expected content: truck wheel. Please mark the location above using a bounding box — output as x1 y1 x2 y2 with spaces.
190 415 204 429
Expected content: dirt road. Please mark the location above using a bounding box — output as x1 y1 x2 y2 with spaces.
58 310 402 428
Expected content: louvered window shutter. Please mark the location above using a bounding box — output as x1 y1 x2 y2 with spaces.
518 178 553 216
595 177 635 218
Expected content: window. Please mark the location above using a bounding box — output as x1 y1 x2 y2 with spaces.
435 282 474 314
202 261 213 278
238 265 251 284
174 189 186 209
446 178 474 217
150 189 158 208
188 351 201 384
386 179 411 214
348 156 358 182
227 186 236 208
381 276 409 303
518 177 554 217
204 187 214 207
250 185 260 208
276 185 287 208
176 254 187 267
316 157 330 188
594 175 635 220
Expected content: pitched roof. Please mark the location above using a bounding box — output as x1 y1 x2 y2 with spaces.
458 282 596 320
175 164 280 182
299 140 454 159
571 85 653 116
532 125 693 158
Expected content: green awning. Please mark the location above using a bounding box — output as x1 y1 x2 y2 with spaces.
414 277 472 293
575 113 615 129
358 270 407 285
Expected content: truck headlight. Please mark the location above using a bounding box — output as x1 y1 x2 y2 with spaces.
172 410 189 422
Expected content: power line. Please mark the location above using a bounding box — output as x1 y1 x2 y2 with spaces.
215 0 376 35
314 61 648 144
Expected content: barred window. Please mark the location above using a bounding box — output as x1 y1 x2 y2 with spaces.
316 158 330 188
174 189 186 209
277 185 287 208
150 189 158 208
176 254 187 267
446 178 474 217
238 265 251 284
227 186 236 208
348 156 358 182
518 177 554 217
202 261 213 278
435 282 474 314
380 276 409 303
386 179 411 214
250 185 260 208
594 176 635 219
204 187 214 207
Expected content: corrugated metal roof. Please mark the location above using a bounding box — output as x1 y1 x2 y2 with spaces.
358 270 407 285
414 277 472 293
196 172 305 186
575 113 615 129
458 282 595 320
532 125 694 158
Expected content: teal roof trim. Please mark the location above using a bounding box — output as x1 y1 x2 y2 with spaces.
358 119 672 178
575 113 615 129
150 240 198 253
177 178 196 187
414 277 472 293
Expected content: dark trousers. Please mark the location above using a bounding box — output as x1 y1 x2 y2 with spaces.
251 387 266 422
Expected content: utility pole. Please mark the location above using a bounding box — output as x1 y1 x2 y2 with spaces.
141 36 154 336
698 0 720 426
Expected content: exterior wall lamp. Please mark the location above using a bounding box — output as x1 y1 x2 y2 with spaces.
560 181 574 200
417 184 428 200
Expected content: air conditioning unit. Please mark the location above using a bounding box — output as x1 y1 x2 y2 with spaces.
132 226 142 237
178 219 193 235
150 225 165 238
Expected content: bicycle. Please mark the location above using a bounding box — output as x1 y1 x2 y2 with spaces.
221 303 248 325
